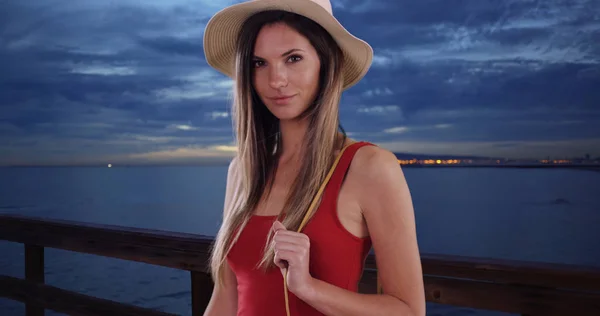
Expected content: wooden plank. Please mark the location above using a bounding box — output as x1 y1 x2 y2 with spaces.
4 213 599 293
0 275 177 316
424 276 600 316
0 214 212 273
359 271 600 316
191 271 213 316
3 214 600 316
25 245 44 316
364 253 600 291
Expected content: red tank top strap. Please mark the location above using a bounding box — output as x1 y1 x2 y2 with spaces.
326 141 377 200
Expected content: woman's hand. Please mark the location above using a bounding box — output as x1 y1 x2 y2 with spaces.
272 220 315 299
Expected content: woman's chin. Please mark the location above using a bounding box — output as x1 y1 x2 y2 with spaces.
270 108 304 121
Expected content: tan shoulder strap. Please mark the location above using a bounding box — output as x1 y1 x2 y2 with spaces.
297 142 354 231
283 142 355 316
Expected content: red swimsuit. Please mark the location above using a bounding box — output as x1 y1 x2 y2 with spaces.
227 141 375 315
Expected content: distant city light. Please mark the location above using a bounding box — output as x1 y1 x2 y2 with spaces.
395 157 593 167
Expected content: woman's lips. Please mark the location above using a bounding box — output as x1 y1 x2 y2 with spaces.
270 94 296 105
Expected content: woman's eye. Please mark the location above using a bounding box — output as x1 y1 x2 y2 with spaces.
253 60 265 68
288 55 302 63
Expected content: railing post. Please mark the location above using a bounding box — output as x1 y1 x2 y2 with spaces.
191 271 213 316
25 244 44 316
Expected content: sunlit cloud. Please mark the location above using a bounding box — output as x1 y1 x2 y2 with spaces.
170 124 198 131
362 88 394 97
375 138 600 160
357 105 401 115
384 126 409 134
70 65 137 76
205 111 230 120
212 145 237 152
332 0 388 13
154 70 233 101
379 124 453 136
371 54 394 67
155 88 216 101
125 144 237 161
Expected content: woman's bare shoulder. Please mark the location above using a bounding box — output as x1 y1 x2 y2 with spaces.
348 144 425 314
350 144 402 181
348 143 412 215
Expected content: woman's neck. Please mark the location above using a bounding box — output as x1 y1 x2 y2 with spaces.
278 118 308 165
277 118 345 165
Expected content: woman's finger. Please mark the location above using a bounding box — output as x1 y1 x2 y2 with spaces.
272 220 287 232
273 233 309 247
275 249 304 266
273 241 301 252
274 231 310 246
274 249 293 269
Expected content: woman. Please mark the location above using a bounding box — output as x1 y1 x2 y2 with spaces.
202 1 425 315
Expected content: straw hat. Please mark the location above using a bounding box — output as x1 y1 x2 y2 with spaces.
203 0 373 90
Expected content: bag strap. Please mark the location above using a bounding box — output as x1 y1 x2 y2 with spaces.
297 142 354 231
283 141 355 316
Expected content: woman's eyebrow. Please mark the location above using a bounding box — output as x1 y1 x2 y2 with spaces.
253 48 305 59
280 48 304 56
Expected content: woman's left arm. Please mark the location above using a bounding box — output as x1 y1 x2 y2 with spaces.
298 147 426 316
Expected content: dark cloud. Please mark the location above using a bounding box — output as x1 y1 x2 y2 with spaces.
486 27 553 45
336 0 508 28
0 0 599 165
136 35 204 57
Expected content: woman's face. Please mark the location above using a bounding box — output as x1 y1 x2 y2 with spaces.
252 22 321 121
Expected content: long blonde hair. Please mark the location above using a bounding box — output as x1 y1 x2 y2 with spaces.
209 10 347 285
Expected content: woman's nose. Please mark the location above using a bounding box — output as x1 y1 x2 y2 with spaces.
268 64 288 89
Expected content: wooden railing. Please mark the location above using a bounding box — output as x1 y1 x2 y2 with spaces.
1 214 599 316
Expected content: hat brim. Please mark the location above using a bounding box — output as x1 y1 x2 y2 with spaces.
203 0 373 91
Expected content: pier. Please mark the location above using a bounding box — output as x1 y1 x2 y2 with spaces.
1 214 599 315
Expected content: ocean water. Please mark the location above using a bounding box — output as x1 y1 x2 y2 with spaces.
0 166 599 315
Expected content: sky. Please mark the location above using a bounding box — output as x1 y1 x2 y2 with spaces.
1 0 599 166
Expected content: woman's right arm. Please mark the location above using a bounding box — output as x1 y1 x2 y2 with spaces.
203 157 240 316
203 261 238 315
